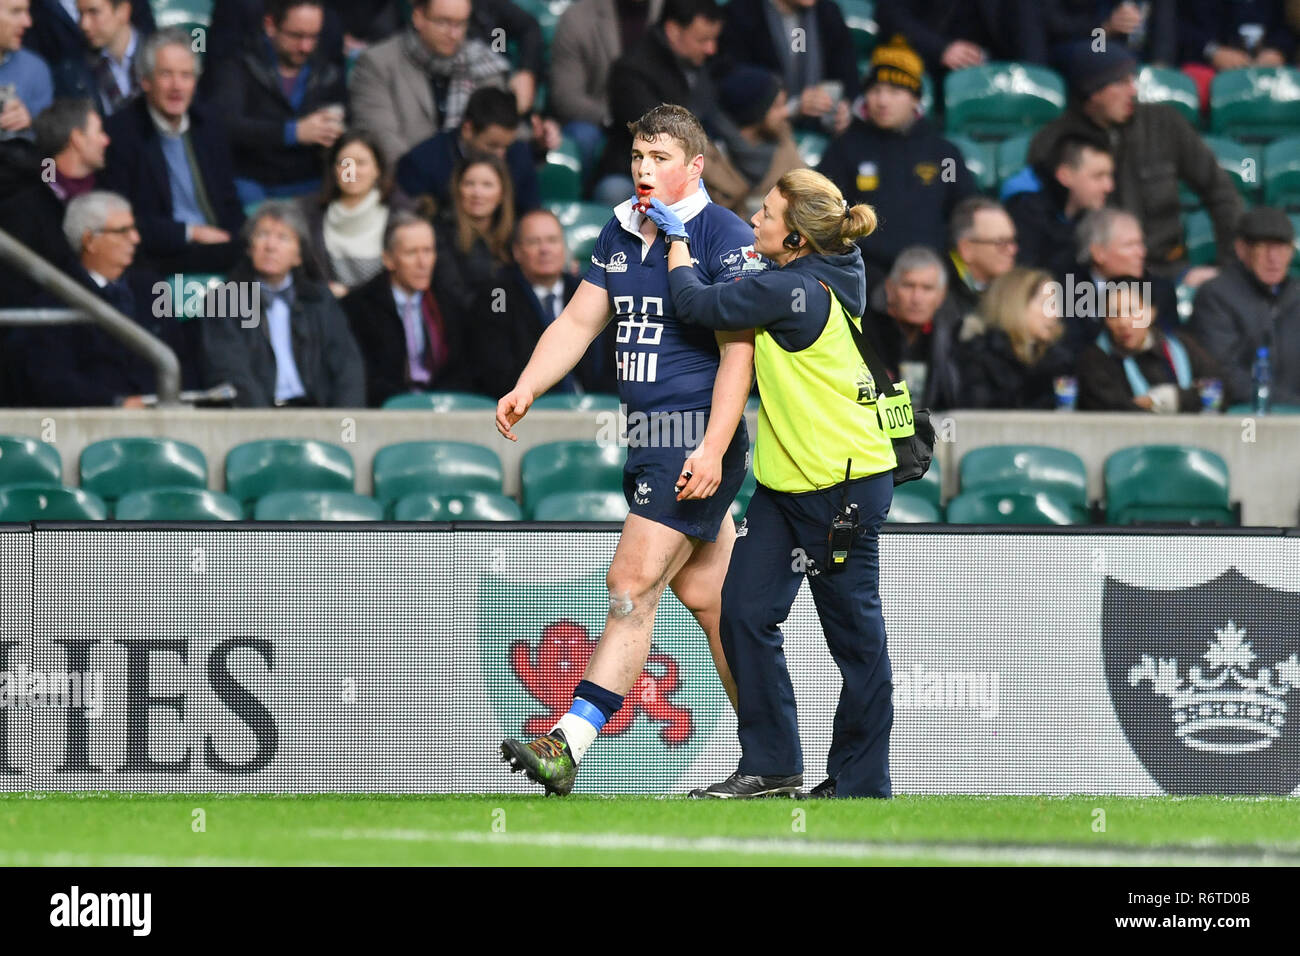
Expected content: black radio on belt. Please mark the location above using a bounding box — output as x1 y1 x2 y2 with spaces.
826 459 859 575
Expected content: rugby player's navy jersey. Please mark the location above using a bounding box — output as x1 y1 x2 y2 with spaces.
584 191 766 415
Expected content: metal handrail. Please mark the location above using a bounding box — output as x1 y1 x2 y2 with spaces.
0 228 181 406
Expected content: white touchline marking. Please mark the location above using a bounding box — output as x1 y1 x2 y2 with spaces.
300 829 1300 866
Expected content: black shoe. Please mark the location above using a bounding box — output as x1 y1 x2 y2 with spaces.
807 777 836 799
688 770 803 799
501 728 578 796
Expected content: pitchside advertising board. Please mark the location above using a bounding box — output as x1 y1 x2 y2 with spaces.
0 526 1297 795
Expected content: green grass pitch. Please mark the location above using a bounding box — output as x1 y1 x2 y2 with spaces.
2 794 1299 866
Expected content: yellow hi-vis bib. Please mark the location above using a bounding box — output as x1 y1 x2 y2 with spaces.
752 284 897 493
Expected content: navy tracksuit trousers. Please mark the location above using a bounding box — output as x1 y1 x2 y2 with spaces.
720 471 894 798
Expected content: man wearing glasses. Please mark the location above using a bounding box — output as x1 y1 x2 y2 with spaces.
207 0 348 206
942 195 1018 324
348 0 511 167
9 191 200 405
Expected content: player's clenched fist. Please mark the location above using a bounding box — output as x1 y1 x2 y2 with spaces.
496 387 535 441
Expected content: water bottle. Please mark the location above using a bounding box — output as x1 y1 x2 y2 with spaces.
1252 346 1271 415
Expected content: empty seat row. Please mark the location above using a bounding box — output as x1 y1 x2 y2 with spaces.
887 444 1235 526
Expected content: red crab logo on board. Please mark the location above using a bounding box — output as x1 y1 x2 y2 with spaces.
510 620 693 744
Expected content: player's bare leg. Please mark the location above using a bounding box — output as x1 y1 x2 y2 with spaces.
583 513 696 694
502 514 696 794
668 514 738 709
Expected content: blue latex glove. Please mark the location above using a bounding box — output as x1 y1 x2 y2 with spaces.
641 197 688 239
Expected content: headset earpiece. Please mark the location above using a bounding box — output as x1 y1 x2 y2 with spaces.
783 232 802 250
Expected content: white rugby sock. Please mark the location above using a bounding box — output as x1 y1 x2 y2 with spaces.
554 710 600 762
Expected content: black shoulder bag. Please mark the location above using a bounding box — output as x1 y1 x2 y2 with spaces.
842 311 936 486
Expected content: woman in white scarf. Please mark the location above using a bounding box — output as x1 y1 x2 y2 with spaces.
299 130 410 297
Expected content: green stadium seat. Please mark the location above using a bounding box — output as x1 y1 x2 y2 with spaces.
1104 445 1234 525
908 454 941 509
225 439 354 506
393 491 523 521
1224 403 1300 414
0 484 107 521
995 132 1033 187
947 134 997 193
794 130 829 168
520 441 626 515
958 445 1087 506
1262 135 1300 210
1184 136 1261 203
1137 66 1201 127
1210 67 1300 142
381 391 497 410
1182 209 1216 266
841 0 877 63
530 393 622 411
730 467 757 520
79 437 206 502
114 487 242 521
944 63 1066 140
0 435 60 486
886 487 942 523
372 441 504 508
253 490 383 521
548 201 608 267
540 136 583 202
532 490 630 521
946 489 1088 525
152 0 213 28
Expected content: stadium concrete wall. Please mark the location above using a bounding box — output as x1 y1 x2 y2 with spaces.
0 408 1297 524
2 524 1297 796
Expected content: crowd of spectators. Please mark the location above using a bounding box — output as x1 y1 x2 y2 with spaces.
0 0 1297 412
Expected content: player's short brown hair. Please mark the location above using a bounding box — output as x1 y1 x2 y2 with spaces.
626 104 707 164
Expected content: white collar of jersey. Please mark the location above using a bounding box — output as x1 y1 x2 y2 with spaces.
614 186 709 240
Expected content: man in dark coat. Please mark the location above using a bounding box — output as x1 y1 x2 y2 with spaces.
717 0 856 133
862 245 962 411
8 190 202 406
470 210 617 398
875 0 1046 79
201 201 364 407
1190 207 1300 407
592 0 748 209
341 211 474 406
206 0 348 202
23 0 153 71
100 28 245 274
1027 43 1242 279
1004 133 1114 280
817 37 975 287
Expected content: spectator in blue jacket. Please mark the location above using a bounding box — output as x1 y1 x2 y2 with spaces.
1042 1 1177 68
0 0 53 140
396 85 539 217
